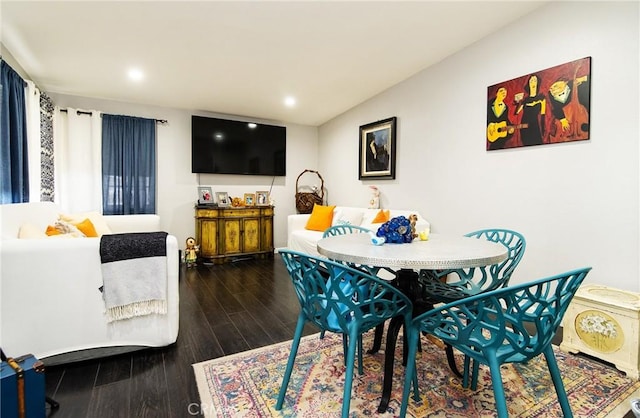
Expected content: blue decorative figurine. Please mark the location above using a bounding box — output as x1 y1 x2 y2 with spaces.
376 215 415 244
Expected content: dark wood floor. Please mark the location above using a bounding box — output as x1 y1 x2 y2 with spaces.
43 257 635 418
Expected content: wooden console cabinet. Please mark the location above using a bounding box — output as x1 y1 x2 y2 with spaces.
195 205 274 264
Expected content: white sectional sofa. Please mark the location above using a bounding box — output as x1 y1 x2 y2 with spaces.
287 206 430 258
0 202 179 364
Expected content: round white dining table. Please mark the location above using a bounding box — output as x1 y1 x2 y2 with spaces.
317 232 508 412
317 232 508 270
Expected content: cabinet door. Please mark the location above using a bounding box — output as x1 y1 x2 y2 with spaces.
261 215 273 252
198 219 218 257
222 219 242 254
243 218 260 253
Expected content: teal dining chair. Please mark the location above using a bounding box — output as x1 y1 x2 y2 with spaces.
400 266 592 418
419 228 526 302
277 249 413 418
417 228 526 375
322 224 398 353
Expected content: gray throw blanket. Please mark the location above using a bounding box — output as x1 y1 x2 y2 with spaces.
100 232 168 323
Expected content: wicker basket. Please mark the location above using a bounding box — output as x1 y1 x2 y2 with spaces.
295 169 324 214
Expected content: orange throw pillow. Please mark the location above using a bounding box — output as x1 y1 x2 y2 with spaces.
305 204 336 232
75 218 99 237
371 209 390 223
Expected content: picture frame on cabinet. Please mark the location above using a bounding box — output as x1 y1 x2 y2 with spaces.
256 191 269 206
244 193 255 206
216 192 230 207
198 186 214 204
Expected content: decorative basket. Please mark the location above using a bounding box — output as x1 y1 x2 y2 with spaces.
295 169 325 214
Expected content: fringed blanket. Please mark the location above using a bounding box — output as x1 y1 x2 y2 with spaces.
100 232 168 323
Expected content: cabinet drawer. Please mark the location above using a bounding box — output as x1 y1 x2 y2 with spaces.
196 209 219 218
222 209 260 217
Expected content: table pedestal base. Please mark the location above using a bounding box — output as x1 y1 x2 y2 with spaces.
378 269 422 413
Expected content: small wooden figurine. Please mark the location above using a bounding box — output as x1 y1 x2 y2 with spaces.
185 237 199 267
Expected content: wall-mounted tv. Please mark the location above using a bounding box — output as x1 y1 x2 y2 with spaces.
191 115 286 176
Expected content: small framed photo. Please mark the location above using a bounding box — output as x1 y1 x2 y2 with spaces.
198 186 214 204
359 116 397 180
216 191 230 207
244 193 255 206
256 191 269 206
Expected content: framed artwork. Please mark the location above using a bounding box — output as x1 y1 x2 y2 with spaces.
256 191 269 206
359 117 396 180
487 56 591 151
244 193 255 206
216 192 230 207
198 186 214 204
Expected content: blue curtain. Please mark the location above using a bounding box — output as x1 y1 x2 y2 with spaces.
0 61 29 203
102 114 156 215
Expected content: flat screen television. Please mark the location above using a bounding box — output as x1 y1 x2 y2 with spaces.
191 115 286 176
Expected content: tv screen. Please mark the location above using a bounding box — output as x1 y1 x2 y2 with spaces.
191 115 286 176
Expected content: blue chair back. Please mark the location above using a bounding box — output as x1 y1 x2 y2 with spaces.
279 249 411 334
322 224 372 238
422 229 526 301
463 228 526 291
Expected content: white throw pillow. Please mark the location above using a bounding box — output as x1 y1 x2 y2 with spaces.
18 223 47 239
332 207 364 227
59 211 112 236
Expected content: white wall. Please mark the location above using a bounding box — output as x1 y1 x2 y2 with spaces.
46 93 318 248
318 2 640 291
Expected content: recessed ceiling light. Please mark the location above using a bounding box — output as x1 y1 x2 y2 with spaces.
128 68 144 82
284 96 296 107
247 123 257 129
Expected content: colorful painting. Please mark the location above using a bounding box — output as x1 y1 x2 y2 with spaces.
487 57 591 151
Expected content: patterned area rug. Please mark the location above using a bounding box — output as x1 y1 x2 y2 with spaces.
193 331 640 417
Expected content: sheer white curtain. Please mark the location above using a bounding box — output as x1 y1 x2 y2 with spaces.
25 80 41 202
53 107 102 213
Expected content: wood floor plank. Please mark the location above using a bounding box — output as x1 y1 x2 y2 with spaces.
162 341 201 417
129 349 169 418
87 379 131 418
46 362 98 418
94 352 132 387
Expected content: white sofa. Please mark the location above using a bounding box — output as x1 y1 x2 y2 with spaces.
287 206 430 258
0 202 179 364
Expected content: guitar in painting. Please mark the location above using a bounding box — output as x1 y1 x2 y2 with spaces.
486 122 529 142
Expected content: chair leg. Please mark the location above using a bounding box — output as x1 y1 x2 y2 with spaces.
357 335 364 375
341 330 359 418
470 358 480 391
543 345 574 418
462 355 471 388
343 334 364 375
276 316 306 410
487 355 509 418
